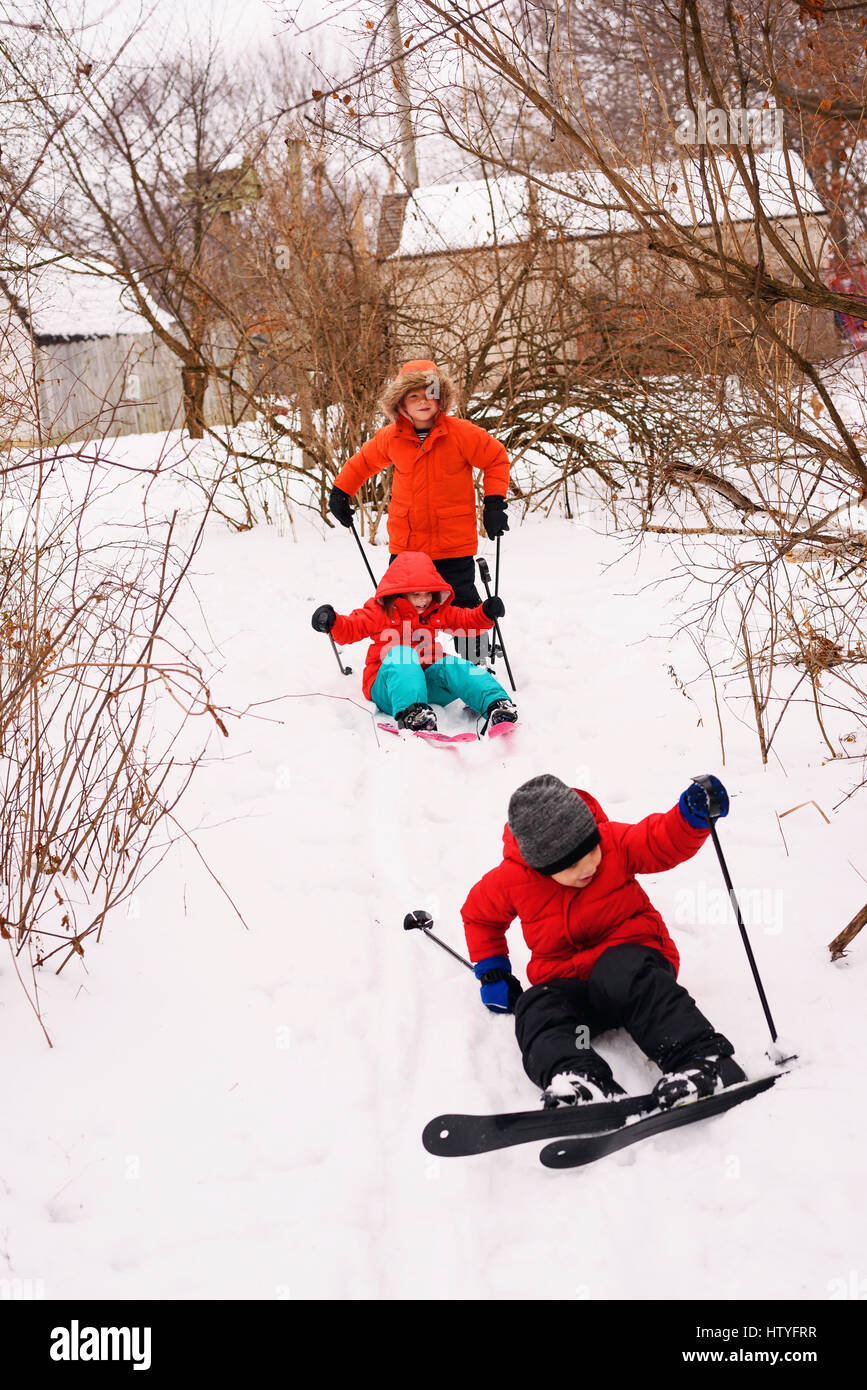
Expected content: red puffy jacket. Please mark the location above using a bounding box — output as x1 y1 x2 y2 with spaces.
461 791 710 984
330 551 495 701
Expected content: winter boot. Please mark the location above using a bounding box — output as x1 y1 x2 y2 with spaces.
395 702 438 733
486 698 518 729
541 1070 627 1109
653 1055 746 1112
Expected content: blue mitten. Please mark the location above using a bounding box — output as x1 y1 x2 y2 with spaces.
679 777 729 828
473 955 523 1014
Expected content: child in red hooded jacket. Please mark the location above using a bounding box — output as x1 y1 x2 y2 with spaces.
311 550 517 734
461 773 746 1110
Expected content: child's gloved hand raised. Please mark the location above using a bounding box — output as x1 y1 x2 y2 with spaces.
473 955 523 1013
482 596 505 620
312 604 337 633
679 776 729 828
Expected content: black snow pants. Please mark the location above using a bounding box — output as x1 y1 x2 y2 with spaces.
514 944 735 1090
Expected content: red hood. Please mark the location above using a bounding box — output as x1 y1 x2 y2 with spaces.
374 551 454 610
502 789 608 867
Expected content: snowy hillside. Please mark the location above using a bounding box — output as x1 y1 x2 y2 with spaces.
3 431 865 1302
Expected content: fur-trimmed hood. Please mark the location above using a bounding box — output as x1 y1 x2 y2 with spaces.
379 359 458 422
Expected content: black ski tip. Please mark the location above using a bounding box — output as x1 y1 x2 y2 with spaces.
541 1139 598 1170
423 1115 467 1157
421 1094 651 1157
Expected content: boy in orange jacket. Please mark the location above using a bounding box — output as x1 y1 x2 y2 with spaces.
328 360 509 662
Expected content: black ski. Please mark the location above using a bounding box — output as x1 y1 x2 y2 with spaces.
539 1073 781 1169
422 1091 656 1157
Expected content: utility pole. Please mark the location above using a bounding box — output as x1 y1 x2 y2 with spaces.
385 2 419 192
283 137 320 502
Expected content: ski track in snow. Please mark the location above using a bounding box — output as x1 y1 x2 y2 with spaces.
3 441 865 1299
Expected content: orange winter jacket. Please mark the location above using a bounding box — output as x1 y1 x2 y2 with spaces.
333 412 510 560
330 551 495 700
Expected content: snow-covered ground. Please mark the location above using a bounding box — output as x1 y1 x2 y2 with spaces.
3 432 865 1301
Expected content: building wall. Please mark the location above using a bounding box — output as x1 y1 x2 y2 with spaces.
2 326 255 446
384 213 840 379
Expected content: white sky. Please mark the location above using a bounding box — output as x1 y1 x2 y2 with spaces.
2 0 484 187
67 0 306 51
0 0 356 64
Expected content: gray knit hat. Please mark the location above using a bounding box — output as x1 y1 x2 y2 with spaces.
508 775 600 875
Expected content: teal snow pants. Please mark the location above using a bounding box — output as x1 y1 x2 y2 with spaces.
370 646 508 718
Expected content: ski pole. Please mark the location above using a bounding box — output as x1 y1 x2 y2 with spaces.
488 535 503 667
350 516 378 588
403 910 474 972
477 556 516 691
329 634 352 676
691 774 780 1045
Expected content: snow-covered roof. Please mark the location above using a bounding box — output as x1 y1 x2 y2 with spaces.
390 149 827 259
0 252 172 342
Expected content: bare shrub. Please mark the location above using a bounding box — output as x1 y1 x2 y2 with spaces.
0 444 227 1041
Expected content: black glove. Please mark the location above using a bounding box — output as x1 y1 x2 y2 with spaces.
312 604 336 633
482 596 505 620
483 495 509 539
328 486 354 529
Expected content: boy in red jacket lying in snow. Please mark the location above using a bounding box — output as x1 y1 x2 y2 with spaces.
461 774 746 1110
